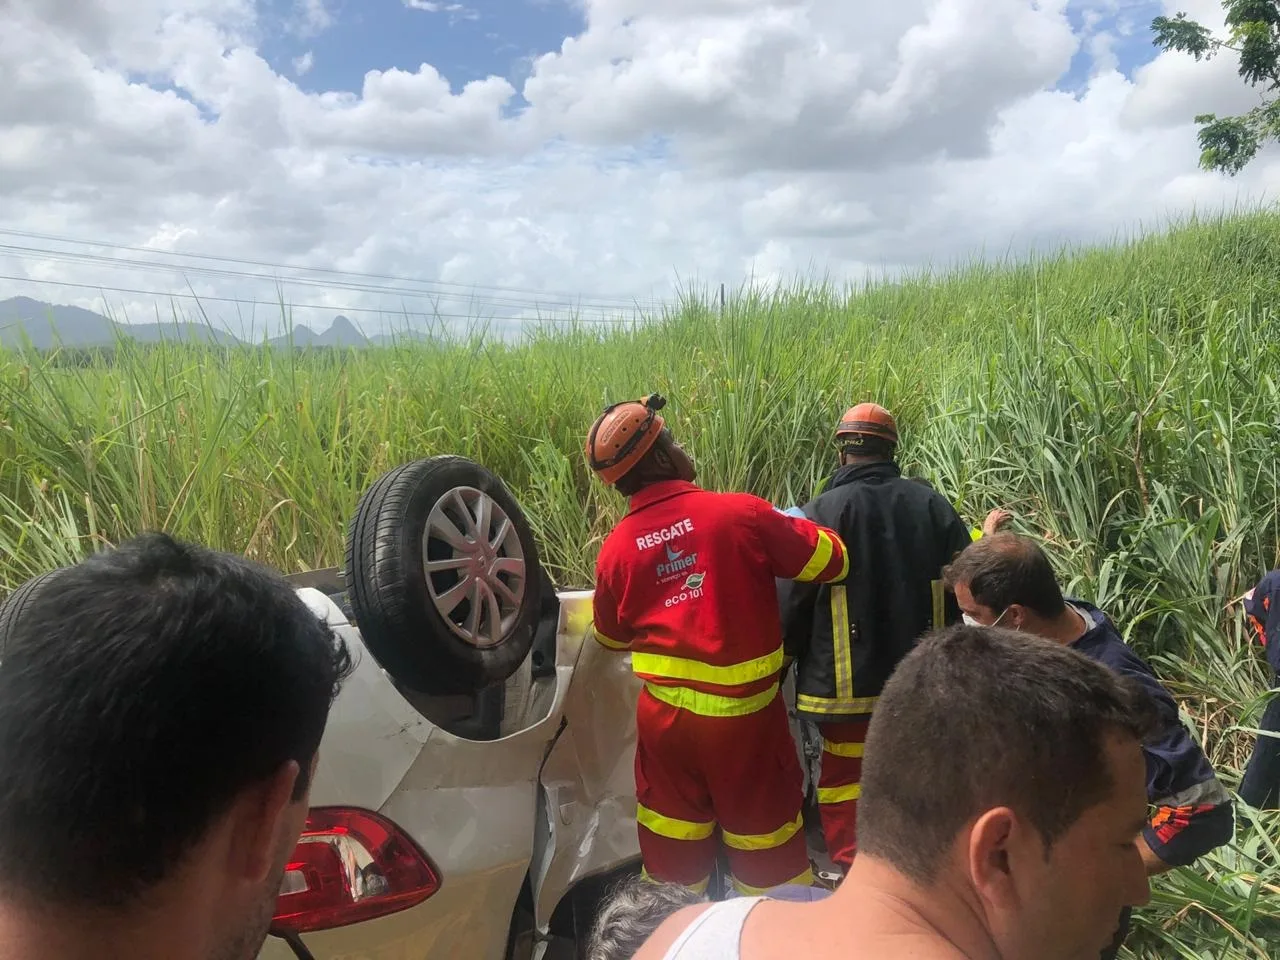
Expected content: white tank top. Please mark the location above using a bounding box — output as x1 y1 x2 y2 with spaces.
659 897 765 960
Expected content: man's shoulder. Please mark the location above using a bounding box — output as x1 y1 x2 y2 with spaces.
701 489 773 523
630 902 717 960
816 472 958 519
1072 605 1149 669
711 488 768 507
905 476 964 514
1070 604 1183 710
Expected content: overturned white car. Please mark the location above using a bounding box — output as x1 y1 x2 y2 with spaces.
0 454 827 960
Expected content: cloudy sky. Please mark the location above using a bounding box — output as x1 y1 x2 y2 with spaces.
1 0 1276 338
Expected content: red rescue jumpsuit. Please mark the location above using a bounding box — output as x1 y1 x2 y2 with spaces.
592 480 849 895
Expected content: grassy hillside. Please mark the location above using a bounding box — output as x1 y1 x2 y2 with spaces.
2 210 1279 955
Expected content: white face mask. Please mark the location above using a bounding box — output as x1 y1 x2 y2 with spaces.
962 607 1011 629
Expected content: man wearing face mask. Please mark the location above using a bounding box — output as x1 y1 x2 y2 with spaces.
943 531 1234 959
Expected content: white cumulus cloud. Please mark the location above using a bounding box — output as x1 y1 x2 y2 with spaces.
0 0 1276 337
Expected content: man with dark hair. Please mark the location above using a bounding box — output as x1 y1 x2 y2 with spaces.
632 624 1158 960
943 532 1234 958
0 532 352 960
778 402 983 872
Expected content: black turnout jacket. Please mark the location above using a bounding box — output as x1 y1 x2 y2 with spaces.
780 461 973 723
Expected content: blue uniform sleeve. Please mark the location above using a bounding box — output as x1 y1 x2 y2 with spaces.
1087 633 1232 865
1245 570 1280 675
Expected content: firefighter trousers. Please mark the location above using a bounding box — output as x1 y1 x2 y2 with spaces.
815 716 871 873
634 684 813 895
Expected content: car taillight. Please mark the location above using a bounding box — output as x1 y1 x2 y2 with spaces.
272 807 440 933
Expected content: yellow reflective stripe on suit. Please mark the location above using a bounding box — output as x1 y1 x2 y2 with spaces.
796 693 879 715
721 812 804 852
796 529 848 583
593 629 629 650
636 804 716 841
829 585 854 700
631 645 784 686
643 681 780 718
817 783 862 804
821 739 864 758
641 867 710 894
730 867 815 896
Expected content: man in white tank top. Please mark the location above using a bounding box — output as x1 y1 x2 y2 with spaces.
632 624 1158 960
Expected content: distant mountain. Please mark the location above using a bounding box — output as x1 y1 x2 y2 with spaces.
0 296 119 349
266 315 369 348
0 298 375 350
0 297 240 348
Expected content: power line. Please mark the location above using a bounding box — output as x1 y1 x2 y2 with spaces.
0 226 675 309
0 273 648 326
0 242 661 316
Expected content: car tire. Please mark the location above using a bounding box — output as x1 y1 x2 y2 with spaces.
345 455 542 695
0 568 66 657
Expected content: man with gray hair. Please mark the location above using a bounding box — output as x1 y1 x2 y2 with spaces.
586 878 706 960
587 877 831 960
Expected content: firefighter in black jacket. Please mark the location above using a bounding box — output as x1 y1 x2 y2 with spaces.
779 403 977 873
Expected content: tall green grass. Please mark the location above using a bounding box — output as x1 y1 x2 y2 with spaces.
2 210 1280 955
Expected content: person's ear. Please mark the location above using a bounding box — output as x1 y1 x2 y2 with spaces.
227 758 306 885
1007 604 1028 631
650 437 673 471
967 807 1021 910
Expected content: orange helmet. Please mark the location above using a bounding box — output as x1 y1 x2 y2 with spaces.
586 394 667 485
835 402 898 445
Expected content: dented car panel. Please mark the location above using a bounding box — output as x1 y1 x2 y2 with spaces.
263 581 643 960
529 591 642 931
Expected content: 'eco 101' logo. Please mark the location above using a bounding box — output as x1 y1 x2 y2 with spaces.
664 571 707 608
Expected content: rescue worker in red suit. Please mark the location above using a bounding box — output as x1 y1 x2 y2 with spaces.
587 393 850 896
778 403 979 874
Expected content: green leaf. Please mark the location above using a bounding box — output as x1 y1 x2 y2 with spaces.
1152 14 1217 59
1197 114 1263 175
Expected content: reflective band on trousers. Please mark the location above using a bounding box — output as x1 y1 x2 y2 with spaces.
637 804 716 841
731 867 815 896
821 739 864 758
644 681 780 718
641 867 709 894
631 645 783 686
817 783 862 804
721 812 804 852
